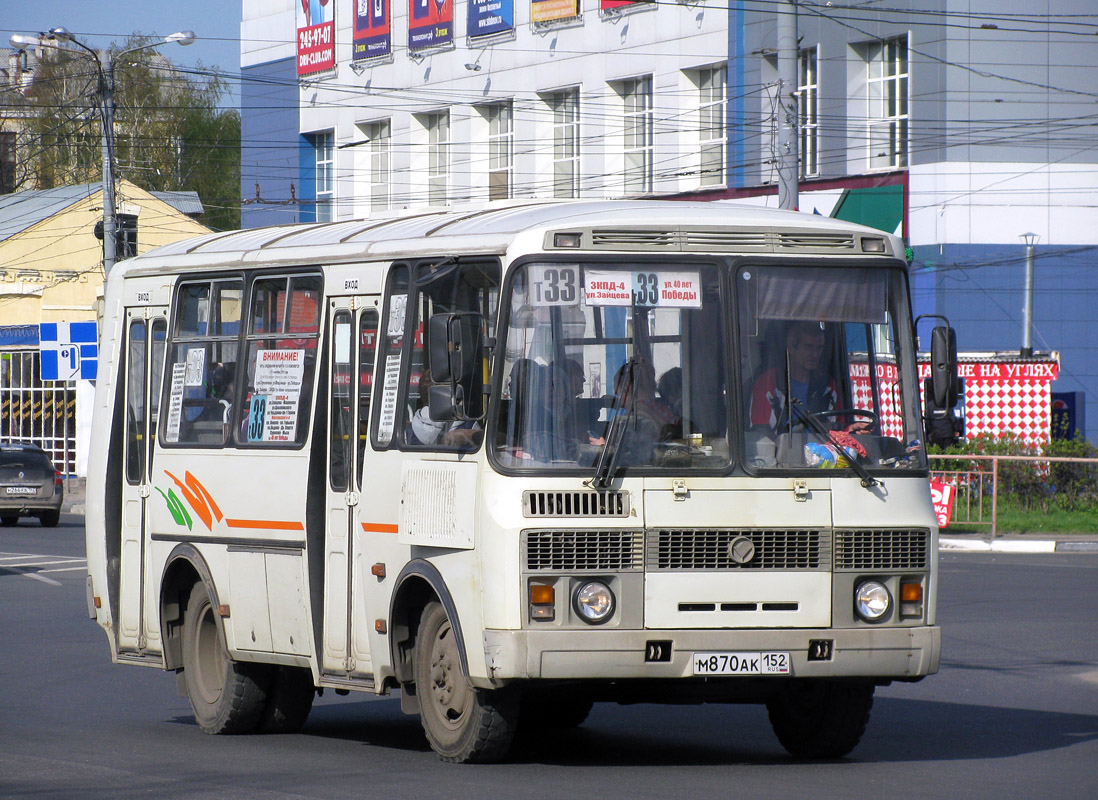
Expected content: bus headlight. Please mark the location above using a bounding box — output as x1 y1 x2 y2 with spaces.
573 580 615 624
854 580 891 622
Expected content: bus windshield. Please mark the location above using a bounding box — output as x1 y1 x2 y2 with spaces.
491 260 924 475
493 262 729 471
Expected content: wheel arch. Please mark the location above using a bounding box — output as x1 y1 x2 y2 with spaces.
159 544 219 671
388 560 468 689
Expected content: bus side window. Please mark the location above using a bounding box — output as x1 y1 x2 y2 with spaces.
161 279 243 447
239 274 322 447
371 264 410 449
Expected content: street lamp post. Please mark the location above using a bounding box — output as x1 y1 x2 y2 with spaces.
1020 232 1039 358
10 28 196 277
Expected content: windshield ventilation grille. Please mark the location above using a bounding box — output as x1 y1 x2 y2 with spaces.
681 231 770 251
834 529 929 571
523 490 630 518
647 529 828 571
524 530 644 572
590 229 677 248
777 233 856 251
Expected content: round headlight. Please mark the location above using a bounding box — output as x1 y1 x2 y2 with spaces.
854 580 891 622
573 580 615 624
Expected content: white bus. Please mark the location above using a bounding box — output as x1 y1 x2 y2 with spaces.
86 200 952 763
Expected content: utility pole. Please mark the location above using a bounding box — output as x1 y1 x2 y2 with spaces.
776 0 799 210
1020 232 1038 357
11 28 196 278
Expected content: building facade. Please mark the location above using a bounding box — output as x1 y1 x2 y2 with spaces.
239 0 1098 440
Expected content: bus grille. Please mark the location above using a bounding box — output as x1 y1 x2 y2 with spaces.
523 490 630 518
646 529 827 571
833 529 929 570
524 530 644 572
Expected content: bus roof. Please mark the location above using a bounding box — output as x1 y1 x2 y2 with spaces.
113 200 904 278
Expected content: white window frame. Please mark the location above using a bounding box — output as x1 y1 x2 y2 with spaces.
548 88 580 199
798 47 819 178
313 130 334 222
363 120 391 212
697 65 726 188
866 35 909 170
426 111 450 206
482 101 513 201
620 76 653 195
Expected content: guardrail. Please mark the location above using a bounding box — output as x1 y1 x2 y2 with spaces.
929 453 1098 537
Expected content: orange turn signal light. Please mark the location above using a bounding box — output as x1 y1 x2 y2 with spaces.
530 584 555 605
900 582 923 603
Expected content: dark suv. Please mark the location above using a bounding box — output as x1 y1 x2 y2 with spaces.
0 443 64 527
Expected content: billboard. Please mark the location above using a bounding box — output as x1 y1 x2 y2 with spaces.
531 0 579 23
600 0 652 8
468 0 513 37
354 0 391 59
298 0 336 76
409 0 453 51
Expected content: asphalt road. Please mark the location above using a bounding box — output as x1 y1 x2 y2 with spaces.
2 517 1096 799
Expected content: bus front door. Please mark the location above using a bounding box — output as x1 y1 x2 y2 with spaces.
321 298 380 680
118 308 167 655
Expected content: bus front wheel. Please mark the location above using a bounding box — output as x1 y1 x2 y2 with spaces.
413 602 518 763
181 581 270 734
766 679 874 759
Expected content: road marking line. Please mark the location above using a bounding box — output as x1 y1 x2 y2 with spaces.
37 567 87 574
0 567 62 586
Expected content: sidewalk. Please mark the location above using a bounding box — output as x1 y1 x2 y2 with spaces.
63 477 86 515
939 529 1098 554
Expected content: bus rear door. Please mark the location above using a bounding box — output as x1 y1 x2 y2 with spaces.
119 307 167 655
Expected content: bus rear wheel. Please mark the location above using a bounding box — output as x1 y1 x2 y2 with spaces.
414 602 517 763
766 679 874 759
181 581 270 734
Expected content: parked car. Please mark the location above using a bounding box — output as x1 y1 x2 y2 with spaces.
0 443 64 527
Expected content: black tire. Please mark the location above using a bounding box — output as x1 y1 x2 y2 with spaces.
519 687 593 731
181 581 271 734
0 514 18 526
414 602 518 763
40 509 60 528
258 666 315 734
766 680 875 759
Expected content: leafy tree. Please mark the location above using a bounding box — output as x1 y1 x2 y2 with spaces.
3 35 240 230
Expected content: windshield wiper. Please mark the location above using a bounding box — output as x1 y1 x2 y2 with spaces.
788 398 880 489
585 357 637 489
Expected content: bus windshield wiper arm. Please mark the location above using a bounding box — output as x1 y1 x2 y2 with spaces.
586 357 637 489
789 398 879 489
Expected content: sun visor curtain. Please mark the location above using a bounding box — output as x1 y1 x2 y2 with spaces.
756 267 887 324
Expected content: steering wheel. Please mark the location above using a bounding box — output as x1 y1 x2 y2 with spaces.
811 408 878 428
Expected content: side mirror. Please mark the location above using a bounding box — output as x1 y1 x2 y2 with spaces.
929 325 958 410
427 312 484 420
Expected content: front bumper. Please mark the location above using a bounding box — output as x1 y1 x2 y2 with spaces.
483 625 940 683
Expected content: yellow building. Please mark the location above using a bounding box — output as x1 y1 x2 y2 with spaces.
0 180 211 475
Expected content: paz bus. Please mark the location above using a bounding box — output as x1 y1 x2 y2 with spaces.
85 200 953 763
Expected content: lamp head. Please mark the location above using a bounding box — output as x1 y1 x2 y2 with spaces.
10 34 43 48
48 27 74 42
165 31 197 46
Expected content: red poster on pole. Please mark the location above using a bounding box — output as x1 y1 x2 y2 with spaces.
929 481 955 528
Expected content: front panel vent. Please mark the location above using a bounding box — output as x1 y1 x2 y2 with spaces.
647 529 827 571
524 529 644 572
777 233 856 251
590 229 677 249
833 529 929 571
523 490 630 518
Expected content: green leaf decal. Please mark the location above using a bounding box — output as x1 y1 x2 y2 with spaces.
157 487 193 530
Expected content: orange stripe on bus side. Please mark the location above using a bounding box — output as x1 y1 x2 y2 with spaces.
224 519 305 531
361 522 399 534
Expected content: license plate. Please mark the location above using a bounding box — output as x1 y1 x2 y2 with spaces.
5 486 36 495
691 651 791 676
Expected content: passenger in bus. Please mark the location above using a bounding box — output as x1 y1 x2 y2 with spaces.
750 321 838 431
594 360 678 462
405 370 480 447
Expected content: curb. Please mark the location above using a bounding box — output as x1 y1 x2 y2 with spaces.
940 537 1098 554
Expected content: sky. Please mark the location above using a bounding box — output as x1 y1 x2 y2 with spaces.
2 0 243 105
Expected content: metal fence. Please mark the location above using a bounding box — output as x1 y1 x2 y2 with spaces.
0 349 78 474
929 453 1098 537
